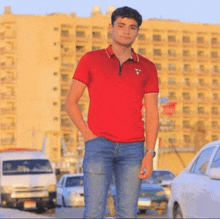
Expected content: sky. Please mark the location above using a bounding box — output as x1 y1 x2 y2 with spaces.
0 0 220 25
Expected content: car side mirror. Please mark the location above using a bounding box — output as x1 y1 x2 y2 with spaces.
209 168 220 180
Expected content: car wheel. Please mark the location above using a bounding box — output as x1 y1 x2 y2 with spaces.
107 195 116 217
139 209 146 214
174 205 183 219
62 196 66 207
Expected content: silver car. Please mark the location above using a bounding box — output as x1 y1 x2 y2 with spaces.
56 173 84 207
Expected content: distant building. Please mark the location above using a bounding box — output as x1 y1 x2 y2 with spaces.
0 6 219 174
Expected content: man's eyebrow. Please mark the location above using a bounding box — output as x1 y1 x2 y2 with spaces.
117 22 138 28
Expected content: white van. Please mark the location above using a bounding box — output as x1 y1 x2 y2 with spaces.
0 148 57 213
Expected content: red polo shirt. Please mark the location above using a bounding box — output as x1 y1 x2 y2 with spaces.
73 45 159 143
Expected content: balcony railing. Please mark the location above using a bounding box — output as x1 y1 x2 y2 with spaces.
1 77 16 84
1 107 15 114
1 123 16 130
61 34 74 41
1 137 16 145
1 93 16 99
0 63 16 69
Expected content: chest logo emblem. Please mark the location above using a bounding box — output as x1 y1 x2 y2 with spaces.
135 68 141 75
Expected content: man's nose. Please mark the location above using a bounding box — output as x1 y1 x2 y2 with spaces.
123 27 130 34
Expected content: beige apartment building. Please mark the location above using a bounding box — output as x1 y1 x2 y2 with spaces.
0 6 219 174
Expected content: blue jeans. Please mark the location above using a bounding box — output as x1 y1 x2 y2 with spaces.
83 137 144 218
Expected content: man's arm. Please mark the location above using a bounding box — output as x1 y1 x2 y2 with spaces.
139 93 159 179
65 79 97 142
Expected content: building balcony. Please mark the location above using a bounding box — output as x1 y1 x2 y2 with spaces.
167 40 181 46
61 34 74 41
167 68 181 75
1 137 16 145
0 31 16 39
182 126 193 131
197 41 209 47
152 39 166 45
197 56 210 61
0 63 16 69
211 126 220 132
60 62 74 70
137 39 151 45
196 70 209 76
211 42 220 48
197 112 210 117
76 36 89 43
167 54 181 60
197 83 209 89
1 93 16 99
211 57 220 62
211 99 220 104
0 47 15 54
1 123 16 130
182 98 195 104
1 77 16 84
182 55 196 61
182 111 196 117
211 71 220 76
61 49 74 56
197 98 210 104
182 69 195 75
182 41 196 47
1 107 15 114
167 83 180 89
210 85 220 90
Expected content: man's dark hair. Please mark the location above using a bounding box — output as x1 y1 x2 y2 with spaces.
111 6 142 27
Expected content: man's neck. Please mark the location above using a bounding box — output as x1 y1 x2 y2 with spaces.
111 42 132 64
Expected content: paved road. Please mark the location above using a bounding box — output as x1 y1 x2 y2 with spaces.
40 207 167 218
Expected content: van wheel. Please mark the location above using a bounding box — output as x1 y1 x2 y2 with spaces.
62 197 66 207
139 209 146 214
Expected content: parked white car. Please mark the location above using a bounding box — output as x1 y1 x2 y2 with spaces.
56 173 84 207
167 140 220 218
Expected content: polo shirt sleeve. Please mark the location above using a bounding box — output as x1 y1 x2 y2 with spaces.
73 53 91 86
144 63 159 94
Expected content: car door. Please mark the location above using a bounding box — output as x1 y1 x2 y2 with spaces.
200 146 220 218
181 147 215 218
57 176 65 205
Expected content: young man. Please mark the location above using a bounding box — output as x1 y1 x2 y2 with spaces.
66 6 159 218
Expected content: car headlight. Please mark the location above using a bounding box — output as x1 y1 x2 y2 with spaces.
2 186 12 193
48 184 56 192
156 190 166 197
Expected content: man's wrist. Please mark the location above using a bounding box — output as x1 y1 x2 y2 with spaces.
145 149 156 158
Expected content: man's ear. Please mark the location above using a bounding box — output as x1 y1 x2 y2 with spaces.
109 23 113 31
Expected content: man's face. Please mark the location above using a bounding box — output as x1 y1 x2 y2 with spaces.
110 17 139 47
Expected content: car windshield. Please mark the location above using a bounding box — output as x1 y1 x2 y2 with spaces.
65 176 84 187
3 159 53 175
142 171 175 184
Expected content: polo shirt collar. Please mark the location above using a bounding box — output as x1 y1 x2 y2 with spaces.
106 45 139 62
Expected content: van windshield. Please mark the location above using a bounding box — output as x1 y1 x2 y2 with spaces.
3 159 53 175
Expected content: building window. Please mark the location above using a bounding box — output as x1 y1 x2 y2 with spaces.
168 35 176 42
138 34 146 40
92 46 101 51
197 51 204 57
183 36 190 43
184 78 190 86
197 93 204 99
183 120 191 128
198 107 205 114
92 31 101 39
168 138 176 143
212 107 218 115
54 27 59 31
211 51 218 58
183 64 190 71
212 135 218 141
76 45 85 52
138 48 146 55
199 65 205 71
197 37 204 43
183 92 190 100
183 50 190 56
53 102 58 106
213 93 218 100
153 35 161 41
168 63 176 71
168 49 176 57
155 63 161 70
212 121 218 128
198 78 204 86
53 87 58 91
212 79 218 86
212 65 219 72
168 92 176 99
153 49 161 56
61 30 69 37
76 31 85 37
183 135 191 143
183 107 190 114
211 38 218 44
53 72 58 76
168 77 176 85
